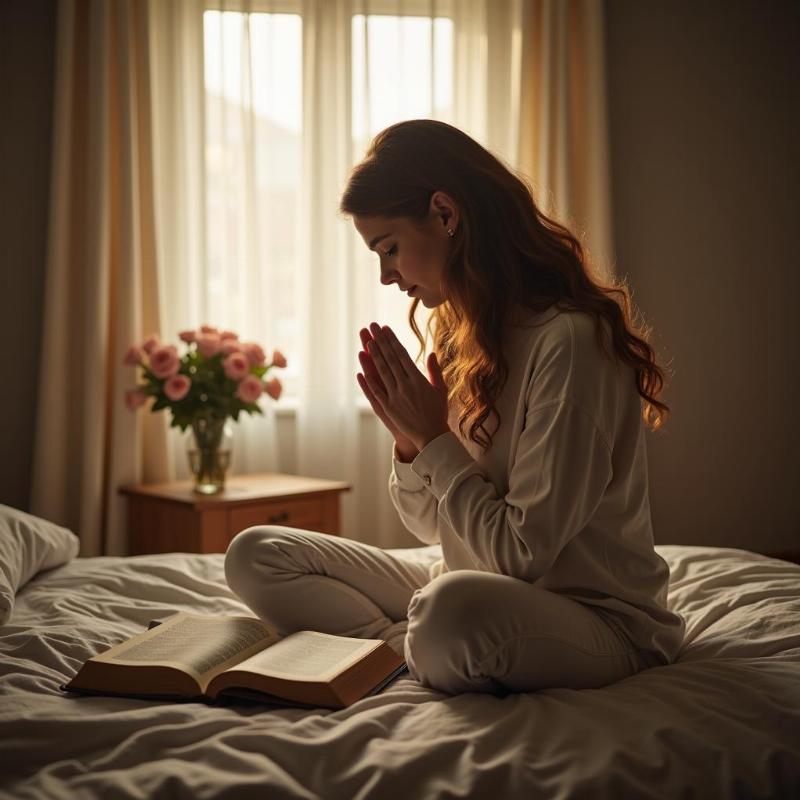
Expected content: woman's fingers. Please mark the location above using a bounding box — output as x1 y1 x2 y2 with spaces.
368 323 416 380
358 327 400 435
358 346 384 389
366 338 396 393
356 371 394 432
381 325 417 378
359 351 392 406
358 348 382 385
358 328 390 393
368 322 413 388
356 371 378 410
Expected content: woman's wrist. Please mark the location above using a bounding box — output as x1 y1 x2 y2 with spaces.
394 440 419 463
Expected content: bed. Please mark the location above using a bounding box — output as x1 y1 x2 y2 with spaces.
1 505 799 799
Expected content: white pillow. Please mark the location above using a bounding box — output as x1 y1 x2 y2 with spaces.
0 504 80 625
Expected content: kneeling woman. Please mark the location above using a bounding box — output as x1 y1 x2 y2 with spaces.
224 119 685 695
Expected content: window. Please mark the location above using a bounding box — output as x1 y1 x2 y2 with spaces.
203 9 303 396
351 12 454 368
351 13 453 146
202 4 454 399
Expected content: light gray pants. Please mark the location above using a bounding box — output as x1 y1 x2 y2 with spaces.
224 525 648 695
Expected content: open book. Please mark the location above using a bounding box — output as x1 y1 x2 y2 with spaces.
61 611 407 709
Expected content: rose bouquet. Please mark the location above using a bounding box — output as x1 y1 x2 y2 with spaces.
123 324 287 493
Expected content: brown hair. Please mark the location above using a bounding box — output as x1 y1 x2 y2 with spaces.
340 119 670 452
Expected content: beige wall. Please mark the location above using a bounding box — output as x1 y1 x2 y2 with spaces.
0 1 56 512
604 0 799 556
4 0 798 557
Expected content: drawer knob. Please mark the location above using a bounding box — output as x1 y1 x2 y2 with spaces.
268 511 290 524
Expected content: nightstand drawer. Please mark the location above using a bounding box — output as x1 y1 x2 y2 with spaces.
121 472 350 555
229 498 324 536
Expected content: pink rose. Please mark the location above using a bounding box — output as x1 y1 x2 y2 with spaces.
124 388 148 411
197 333 222 358
220 330 239 341
271 349 287 368
224 351 250 380
123 345 143 366
141 334 160 355
237 374 263 404
164 374 191 401
179 330 196 343
221 340 241 355
243 342 266 367
200 324 219 334
149 345 181 378
263 376 282 401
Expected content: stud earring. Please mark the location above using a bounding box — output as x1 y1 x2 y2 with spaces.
447 228 455 237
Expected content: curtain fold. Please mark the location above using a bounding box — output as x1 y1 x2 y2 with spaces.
182 1 284 479
295 0 362 539
32 0 171 556
516 0 615 279
32 0 614 555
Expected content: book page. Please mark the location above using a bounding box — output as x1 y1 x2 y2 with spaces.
229 631 378 682
98 613 278 680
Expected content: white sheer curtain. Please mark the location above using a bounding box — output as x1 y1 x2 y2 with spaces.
149 0 283 480
298 0 459 547
33 0 613 554
147 0 525 546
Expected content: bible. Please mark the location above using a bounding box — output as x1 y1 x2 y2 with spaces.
61 611 407 709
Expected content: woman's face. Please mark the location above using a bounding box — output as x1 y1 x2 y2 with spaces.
353 198 456 307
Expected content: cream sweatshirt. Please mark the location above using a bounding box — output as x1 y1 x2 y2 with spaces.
388 305 685 667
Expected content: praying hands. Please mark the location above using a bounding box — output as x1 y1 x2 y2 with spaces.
356 322 450 456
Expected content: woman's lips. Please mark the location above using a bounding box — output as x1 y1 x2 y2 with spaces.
407 285 417 296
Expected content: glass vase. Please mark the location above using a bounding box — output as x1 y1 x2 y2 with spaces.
186 417 233 495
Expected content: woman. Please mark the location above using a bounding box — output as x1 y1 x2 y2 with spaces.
224 119 685 695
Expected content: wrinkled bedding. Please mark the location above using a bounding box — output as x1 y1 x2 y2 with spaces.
1 544 799 799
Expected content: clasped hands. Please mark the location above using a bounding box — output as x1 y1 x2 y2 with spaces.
356 322 450 455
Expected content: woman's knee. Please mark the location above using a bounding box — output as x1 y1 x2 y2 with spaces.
407 571 482 633
405 571 493 692
223 525 289 596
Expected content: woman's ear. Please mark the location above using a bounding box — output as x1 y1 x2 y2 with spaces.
429 190 459 234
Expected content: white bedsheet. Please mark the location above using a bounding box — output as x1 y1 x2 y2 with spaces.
1 545 799 799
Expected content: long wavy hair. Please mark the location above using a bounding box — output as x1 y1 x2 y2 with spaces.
339 119 671 452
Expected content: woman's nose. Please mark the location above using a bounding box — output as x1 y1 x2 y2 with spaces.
380 269 399 287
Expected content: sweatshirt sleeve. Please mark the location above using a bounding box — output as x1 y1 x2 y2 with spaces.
387 443 441 545
406 395 613 582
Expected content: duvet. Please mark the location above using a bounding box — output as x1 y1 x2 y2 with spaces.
1 542 799 799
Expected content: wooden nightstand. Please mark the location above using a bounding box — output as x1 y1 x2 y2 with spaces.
119 473 351 555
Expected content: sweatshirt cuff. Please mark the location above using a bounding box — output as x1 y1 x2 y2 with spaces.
410 431 477 500
391 443 430 492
